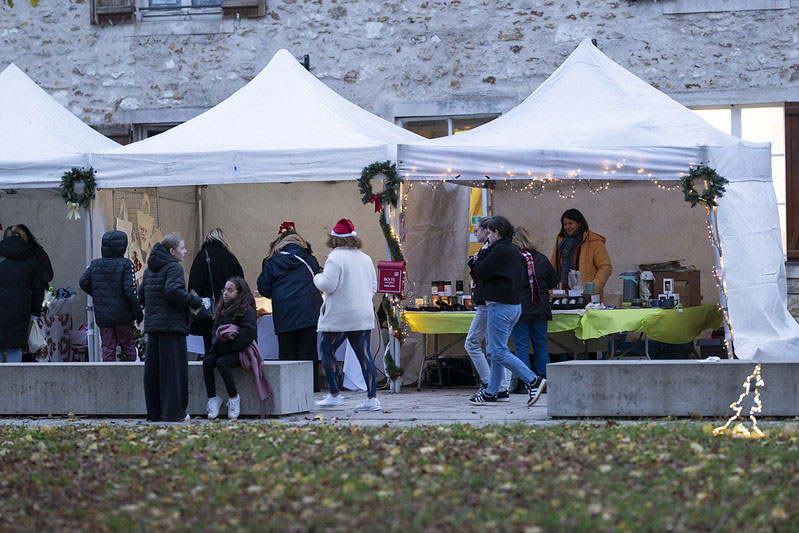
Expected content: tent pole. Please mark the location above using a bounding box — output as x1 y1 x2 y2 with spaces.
196 186 204 249
708 207 734 357
85 205 97 362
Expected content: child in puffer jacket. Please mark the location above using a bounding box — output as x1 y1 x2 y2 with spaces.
80 230 142 362
203 277 257 421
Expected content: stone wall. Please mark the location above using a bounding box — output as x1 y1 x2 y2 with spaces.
1 0 798 127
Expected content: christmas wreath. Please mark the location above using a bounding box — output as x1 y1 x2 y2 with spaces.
681 165 728 208
59 167 97 219
358 161 402 212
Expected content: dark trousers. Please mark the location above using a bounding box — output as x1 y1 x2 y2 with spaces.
277 326 320 392
100 323 138 362
143 333 189 422
203 352 241 398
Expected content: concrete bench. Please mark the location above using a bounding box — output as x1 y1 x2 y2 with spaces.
548 360 799 417
0 361 312 417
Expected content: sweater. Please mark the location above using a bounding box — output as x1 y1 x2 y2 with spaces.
313 247 377 332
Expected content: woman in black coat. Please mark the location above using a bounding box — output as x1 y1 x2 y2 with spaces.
203 277 258 421
257 230 322 391
139 233 202 422
510 226 558 380
0 228 44 362
13 224 54 288
188 228 244 357
468 216 546 408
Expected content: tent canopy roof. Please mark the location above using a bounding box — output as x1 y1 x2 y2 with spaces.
93 49 422 187
398 39 770 183
0 64 119 189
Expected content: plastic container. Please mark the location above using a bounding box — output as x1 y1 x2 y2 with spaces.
619 271 639 303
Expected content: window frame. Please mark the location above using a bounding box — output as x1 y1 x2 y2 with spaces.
395 114 500 138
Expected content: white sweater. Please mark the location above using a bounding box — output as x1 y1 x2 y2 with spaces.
313 247 377 332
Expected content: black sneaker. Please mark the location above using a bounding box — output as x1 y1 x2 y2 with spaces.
496 390 510 402
469 391 498 406
526 376 547 407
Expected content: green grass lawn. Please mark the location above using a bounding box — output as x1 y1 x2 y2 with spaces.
1 421 797 532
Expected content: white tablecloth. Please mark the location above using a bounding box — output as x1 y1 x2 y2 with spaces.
257 315 367 391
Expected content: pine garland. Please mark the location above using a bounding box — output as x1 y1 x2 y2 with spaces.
59 167 97 209
681 165 728 208
378 213 405 263
384 348 404 379
381 296 406 345
358 160 402 212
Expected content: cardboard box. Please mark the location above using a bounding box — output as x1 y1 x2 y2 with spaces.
653 270 701 308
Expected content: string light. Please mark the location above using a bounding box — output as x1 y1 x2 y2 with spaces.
713 364 765 439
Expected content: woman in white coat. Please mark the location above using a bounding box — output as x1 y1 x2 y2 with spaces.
313 218 379 411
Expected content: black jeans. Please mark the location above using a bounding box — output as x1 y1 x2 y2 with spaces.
277 326 319 392
202 351 241 398
143 333 189 422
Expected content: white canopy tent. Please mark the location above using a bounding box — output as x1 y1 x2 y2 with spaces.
398 39 798 360
0 63 118 188
0 63 121 362
91 49 420 187
88 49 426 370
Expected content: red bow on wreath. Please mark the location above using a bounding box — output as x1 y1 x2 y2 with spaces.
368 194 383 213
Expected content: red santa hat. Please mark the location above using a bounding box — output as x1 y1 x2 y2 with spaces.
331 218 357 238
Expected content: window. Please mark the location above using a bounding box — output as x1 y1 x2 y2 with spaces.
692 105 786 255
91 0 264 24
396 115 498 139
141 0 222 15
132 123 179 142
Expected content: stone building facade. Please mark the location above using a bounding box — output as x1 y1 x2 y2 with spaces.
3 0 799 318
2 1 798 130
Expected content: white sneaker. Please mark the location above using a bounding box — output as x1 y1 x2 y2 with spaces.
228 395 241 420
315 393 344 407
355 397 381 411
206 396 223 420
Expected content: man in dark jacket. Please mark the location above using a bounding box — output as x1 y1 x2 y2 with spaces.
79 230 142 362
0 228 44 362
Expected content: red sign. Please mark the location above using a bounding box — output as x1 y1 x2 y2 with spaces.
377 260 405 294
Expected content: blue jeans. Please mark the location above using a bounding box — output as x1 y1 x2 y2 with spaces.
511 318 550 378
485 303 534 396
1 348 23 363
319 331 377 398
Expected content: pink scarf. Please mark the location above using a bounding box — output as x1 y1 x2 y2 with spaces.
216 324 274 418
519 250 541 305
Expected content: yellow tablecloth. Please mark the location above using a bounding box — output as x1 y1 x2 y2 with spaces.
402 311 581 335
402 304 721 344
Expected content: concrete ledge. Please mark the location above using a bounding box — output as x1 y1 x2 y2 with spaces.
548 360 799 418
0 361 312 417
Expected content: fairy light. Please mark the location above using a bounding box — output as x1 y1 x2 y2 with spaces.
713 364 765 438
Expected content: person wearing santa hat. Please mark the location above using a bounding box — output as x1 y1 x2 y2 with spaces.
313 218 380 411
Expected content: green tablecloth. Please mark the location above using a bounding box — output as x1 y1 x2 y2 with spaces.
402 311 585 335
402 304 721 344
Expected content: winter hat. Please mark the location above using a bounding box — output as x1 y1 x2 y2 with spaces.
331 218 357 238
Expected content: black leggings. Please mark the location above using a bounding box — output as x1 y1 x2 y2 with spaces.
203 352 241 398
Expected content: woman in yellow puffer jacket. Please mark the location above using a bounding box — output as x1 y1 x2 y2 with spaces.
550 209 612 299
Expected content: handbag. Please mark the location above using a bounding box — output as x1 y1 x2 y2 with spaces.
28 318 47 354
